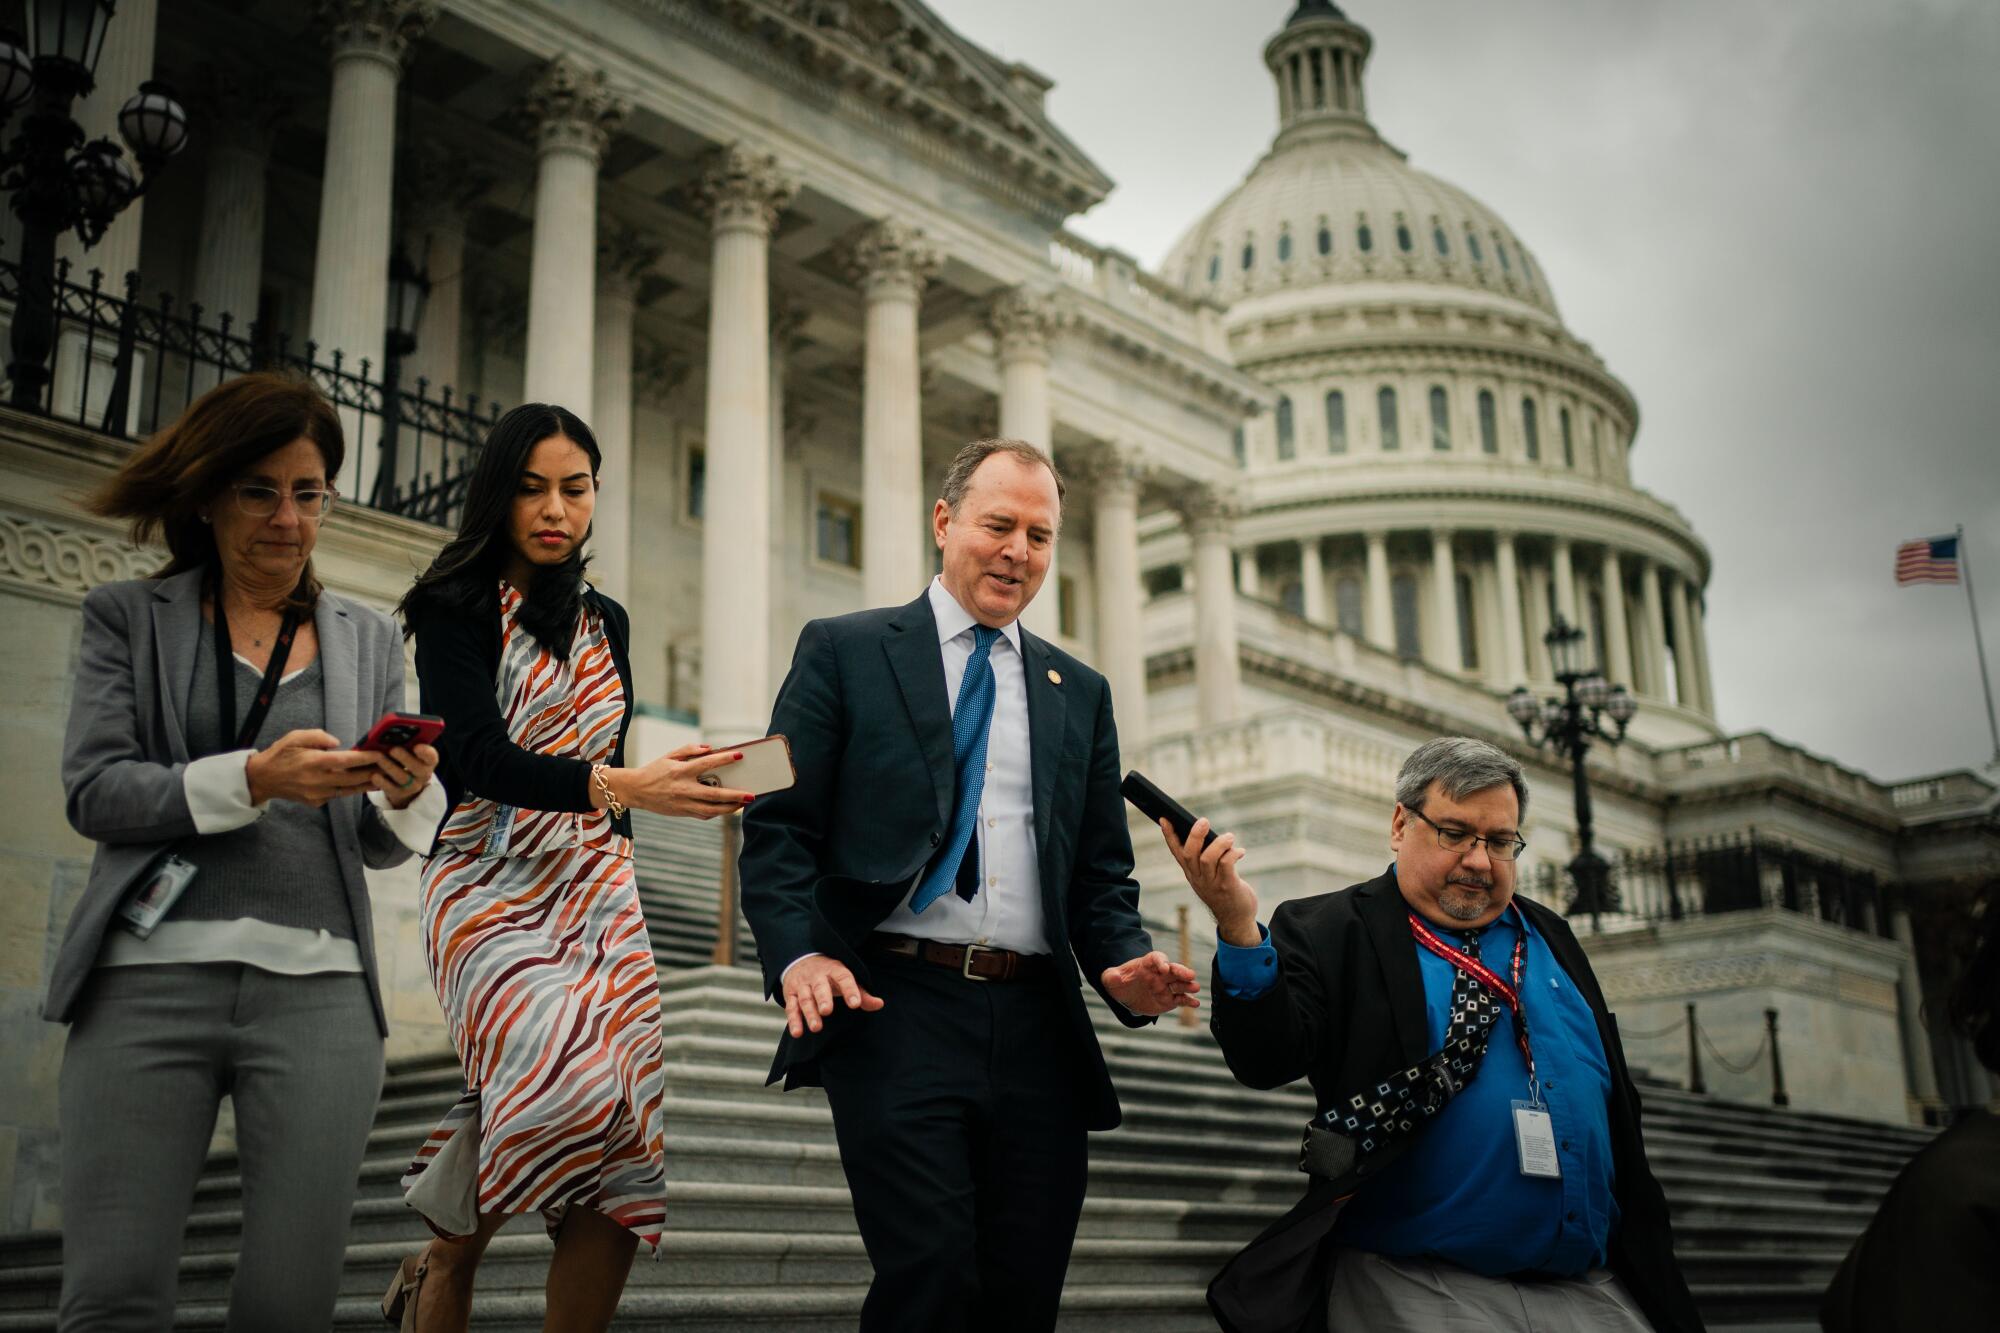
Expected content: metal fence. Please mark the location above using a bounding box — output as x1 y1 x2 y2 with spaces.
1529 831 1893 938
0 256 501 531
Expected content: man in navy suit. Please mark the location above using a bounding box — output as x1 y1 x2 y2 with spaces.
741 438 1197 1331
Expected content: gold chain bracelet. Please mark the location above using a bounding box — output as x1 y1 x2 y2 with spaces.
591 763 626 819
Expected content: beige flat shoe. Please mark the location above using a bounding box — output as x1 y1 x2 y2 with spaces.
380 1252 429 1331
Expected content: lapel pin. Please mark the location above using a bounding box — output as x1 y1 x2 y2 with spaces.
1047 669 1062 686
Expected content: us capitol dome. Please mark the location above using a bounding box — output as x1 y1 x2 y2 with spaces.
1147 0 1720 746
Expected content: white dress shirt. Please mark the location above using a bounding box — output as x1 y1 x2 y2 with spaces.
781 578 1050 983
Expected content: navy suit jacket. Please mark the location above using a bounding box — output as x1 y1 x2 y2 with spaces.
739 589 1154 1130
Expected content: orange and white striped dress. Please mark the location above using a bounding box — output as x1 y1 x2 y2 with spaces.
401 582 666 1250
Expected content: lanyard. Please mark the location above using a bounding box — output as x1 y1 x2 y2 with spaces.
212 581 304 751
1407 907 1544 1106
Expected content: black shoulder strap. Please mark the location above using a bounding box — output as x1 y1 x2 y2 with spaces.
212 578 304 750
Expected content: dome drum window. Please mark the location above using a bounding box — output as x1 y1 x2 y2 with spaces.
1560 408 1575 467
1477 390 1498 454
1325 390 1347 453
1433 224 1449 257
1377 385 1399 450
1208 253 1221 283
1522 397 1540 461
1317 221 1332 256
1395 218 1413 253
1495 236 1511 271
1276 395 1297 459
1278 229 1294 263
1242 239 1255 270
1467 230 1484 263
1357 215 1373 252
1429 385 1451 451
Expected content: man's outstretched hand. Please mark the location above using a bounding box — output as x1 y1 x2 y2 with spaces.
1100 950 1200 1016
781 954 884 1037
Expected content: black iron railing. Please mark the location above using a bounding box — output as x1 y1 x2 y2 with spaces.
1530 831 1893 938
0 256 501 531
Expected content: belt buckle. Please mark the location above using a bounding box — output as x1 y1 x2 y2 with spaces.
960 943 992 981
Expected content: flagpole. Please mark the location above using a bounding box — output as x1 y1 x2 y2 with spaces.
1957 523 2000 767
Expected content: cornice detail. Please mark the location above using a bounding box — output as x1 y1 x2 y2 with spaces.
694 144 800 236
520 56 631 162
0 510 153 600
844 220 942 301
311 0 438 66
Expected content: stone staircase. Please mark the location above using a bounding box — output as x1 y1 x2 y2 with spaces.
0 817 1935 1330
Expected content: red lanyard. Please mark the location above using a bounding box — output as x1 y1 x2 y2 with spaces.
1407 909 1539 1088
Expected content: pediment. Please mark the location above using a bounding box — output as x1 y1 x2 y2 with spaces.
685 0 1115 217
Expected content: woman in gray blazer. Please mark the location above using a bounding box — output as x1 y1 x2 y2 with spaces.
51 372 443 1331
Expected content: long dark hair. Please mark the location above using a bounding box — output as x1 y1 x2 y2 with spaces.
85 372 344 613
397 403 602 656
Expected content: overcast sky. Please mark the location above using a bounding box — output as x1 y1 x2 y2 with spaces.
928 0 2000 783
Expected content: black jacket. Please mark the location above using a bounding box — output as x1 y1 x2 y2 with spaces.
1206 871 1704 1333
738 590 1153 1130
409 585 635 846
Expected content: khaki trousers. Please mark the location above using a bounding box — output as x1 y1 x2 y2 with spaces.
1327 1248 1656 1331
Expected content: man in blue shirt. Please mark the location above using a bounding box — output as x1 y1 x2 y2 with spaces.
1160 737 1702 1333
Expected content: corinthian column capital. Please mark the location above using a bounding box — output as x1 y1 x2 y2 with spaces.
189 62 289 156
1175 483 1239 537
694 143 799 235
311 0 438 68
845 220 942 302
597 220 664 301
396 137 496 231
1076 441 1150 500
987 285 1067 364
520 56 630 162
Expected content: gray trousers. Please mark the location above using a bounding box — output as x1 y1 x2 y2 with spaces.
57 964 384 1333
1328 1248 1655 1332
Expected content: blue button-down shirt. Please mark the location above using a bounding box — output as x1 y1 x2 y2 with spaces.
1215 873 1619 1277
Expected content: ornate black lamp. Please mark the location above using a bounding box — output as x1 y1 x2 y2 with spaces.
1 5 188 409
371 242 432 506
1508 613 1638 931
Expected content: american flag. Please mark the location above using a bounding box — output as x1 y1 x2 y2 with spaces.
1895 535 1960 585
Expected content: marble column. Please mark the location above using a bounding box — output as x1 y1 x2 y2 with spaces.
189 66 285 326
694 145 798 743
1085 446 1149 752
1525 559 1554 680
1689 590 1717 717
769 299 809 687
1551 537 1579 632
990 287 1063 638
1237 547 1262 599
1600 548 1634 687
1639 559 1669 700
1300 538 1327 623
590 226 659 605
520 58 628 416
1494 532 1528 686
308 0 436 498
1430 530 1463 672
396 139 493 397
1363 530 1393 651
55 0 159 287
1183 487 1242 728
1890 909 1943 1105
1670 572 1702 711
850 221 941 609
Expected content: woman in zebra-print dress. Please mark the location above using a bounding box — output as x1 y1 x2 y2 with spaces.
388 405 755 1332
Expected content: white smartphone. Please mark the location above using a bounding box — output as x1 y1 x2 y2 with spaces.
698 734 796 797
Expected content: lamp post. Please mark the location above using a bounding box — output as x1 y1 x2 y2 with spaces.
1507 612 1637 932
370 241 430 508
0 7 187 411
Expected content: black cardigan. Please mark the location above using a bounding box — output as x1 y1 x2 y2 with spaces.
410 585 636 846
1205 872 1704 1333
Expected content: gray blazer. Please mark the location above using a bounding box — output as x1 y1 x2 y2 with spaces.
51 567 415 1035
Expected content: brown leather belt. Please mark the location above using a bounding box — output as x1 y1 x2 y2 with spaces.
868 932 1056 983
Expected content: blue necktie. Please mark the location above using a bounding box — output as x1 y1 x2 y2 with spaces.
912 624 1001 914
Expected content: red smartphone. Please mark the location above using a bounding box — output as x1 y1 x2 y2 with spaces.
358 711 445 753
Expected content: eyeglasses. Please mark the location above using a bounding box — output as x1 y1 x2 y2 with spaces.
228 481 336 520
1408 807 1527 862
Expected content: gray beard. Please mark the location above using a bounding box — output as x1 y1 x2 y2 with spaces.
1437 883 1492 922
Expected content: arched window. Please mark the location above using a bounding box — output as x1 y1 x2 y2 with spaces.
1357 220 1374 253
1208 253 1220 283
1280 578 1305 616
1456 571 1480 671
1278 230 1293 263
1396 222 1414 252
1325 390 1347 453
1589 418 1602 473
1522 397 1540 461
1241 239 1255 270
1559 407 1575 467
1477 389 1498 454
1433 225 1450 256
1317 222 1333 256
1467 230 1483 264
1335 575 1364 637
1429 385 1451 451
1520 251 1536 291
1496 237 1512 271
1276 396 1296 460
1231 425 1245 463
1377 386 1399 451
1392 572 1422 659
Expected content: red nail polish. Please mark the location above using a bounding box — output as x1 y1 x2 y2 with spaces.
742 794 755 805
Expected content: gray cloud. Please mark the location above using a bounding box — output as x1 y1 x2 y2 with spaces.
929 0 2000 781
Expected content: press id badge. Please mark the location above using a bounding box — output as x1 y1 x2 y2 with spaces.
1512 1100 1562 1178
116 853 198 940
